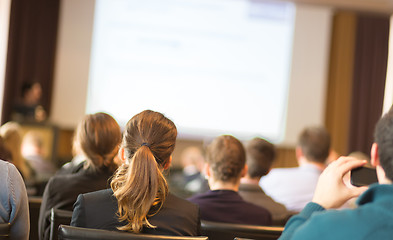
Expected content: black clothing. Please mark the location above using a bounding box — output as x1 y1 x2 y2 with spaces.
188 190 272 226
38 167 114 240
71 188 201 236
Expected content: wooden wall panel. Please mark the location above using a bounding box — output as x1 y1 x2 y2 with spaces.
273 147 298 168
325 12 357 156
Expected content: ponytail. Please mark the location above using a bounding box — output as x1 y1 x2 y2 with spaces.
111 145 168 233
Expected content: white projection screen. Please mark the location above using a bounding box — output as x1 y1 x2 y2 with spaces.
86 0 296 142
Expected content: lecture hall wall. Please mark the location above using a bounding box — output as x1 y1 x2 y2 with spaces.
49 0 334 167
1 0 392 167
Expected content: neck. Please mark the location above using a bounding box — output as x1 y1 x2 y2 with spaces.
298 158 326 171
209 179 240 191
377 165 393 184
240 176 260 185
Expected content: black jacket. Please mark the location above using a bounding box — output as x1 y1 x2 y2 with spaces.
38 166 114 240
71 188 201 236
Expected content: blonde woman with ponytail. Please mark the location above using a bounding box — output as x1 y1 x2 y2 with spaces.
38 112 122 240
71 110 200 236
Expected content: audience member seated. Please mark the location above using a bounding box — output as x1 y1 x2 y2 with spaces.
0 122 35 184
0 136 12 162
279 109 393 240
169 146 209 198
260 126 331 212
56 136 86 175
239 137 289 225
22 130 56 181
71 110 200 236
188 135 272 226
38 112 122 240
0 160 30 240
12 82 46 123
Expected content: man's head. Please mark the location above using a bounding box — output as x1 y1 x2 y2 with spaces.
21 82 42 104
374 110 393 181
297 126 331 164
245 137 276 179
205 135 246 184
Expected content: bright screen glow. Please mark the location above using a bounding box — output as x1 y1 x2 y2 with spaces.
86 0 295 142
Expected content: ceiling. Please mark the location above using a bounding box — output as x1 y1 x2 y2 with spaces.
282 0 393 14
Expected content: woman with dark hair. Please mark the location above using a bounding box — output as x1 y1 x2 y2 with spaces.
38 112 122 240
71 110 200 236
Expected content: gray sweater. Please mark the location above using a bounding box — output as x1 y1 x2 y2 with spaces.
0 160 30 240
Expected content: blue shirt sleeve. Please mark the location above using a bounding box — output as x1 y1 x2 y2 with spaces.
279 202 325 240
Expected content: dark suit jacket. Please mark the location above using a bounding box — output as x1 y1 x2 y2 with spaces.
71 188 201 236
38 166 114 240
238 183 290 225
188 190 272 226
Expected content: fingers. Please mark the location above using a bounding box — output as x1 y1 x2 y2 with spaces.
328 157 368 177
348 185 369 198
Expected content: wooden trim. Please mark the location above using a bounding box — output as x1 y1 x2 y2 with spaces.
325 12 357 156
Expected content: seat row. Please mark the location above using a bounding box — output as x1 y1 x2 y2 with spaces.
49 208 283 240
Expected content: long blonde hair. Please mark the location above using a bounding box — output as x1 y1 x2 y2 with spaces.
111 110 177 233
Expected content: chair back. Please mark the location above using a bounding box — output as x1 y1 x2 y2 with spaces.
58 225 208 240
29 197 42 240
201 221 283 240
0 223 10 240
50 208 73 240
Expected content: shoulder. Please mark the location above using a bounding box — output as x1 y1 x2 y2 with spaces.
146 193 200 236
72 189 118 229
161 192 200 219
188 191 213 202
0 160 20 177
82 188 115 203
0 161 25 193
285 205 386 240
167 193 199 211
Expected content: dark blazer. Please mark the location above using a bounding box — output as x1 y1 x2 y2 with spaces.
238 183 289 225
38 166 114 240
188 190 272 226
71 188 201 236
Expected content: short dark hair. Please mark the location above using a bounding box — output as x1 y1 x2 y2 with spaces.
21 82 35 97
298 126 331 163
245 138 276 178
375 109 393 180
206 135 246 183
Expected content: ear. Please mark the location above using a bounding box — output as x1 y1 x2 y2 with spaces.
203 162 211 178
119 147 126 163
296 147 303 159
241 164 248 178
163 156 172 170
371 143 380 167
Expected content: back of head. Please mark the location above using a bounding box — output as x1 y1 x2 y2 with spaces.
0 121 23 148
21 82 35 98
22 130 45 156
111 110 177 233
75 112 121 171
206 135 246 183
374 109 393 180
0 136 12 162
298 126 331 164
180 146 204 170
245 137 276 179
0 121 30 178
